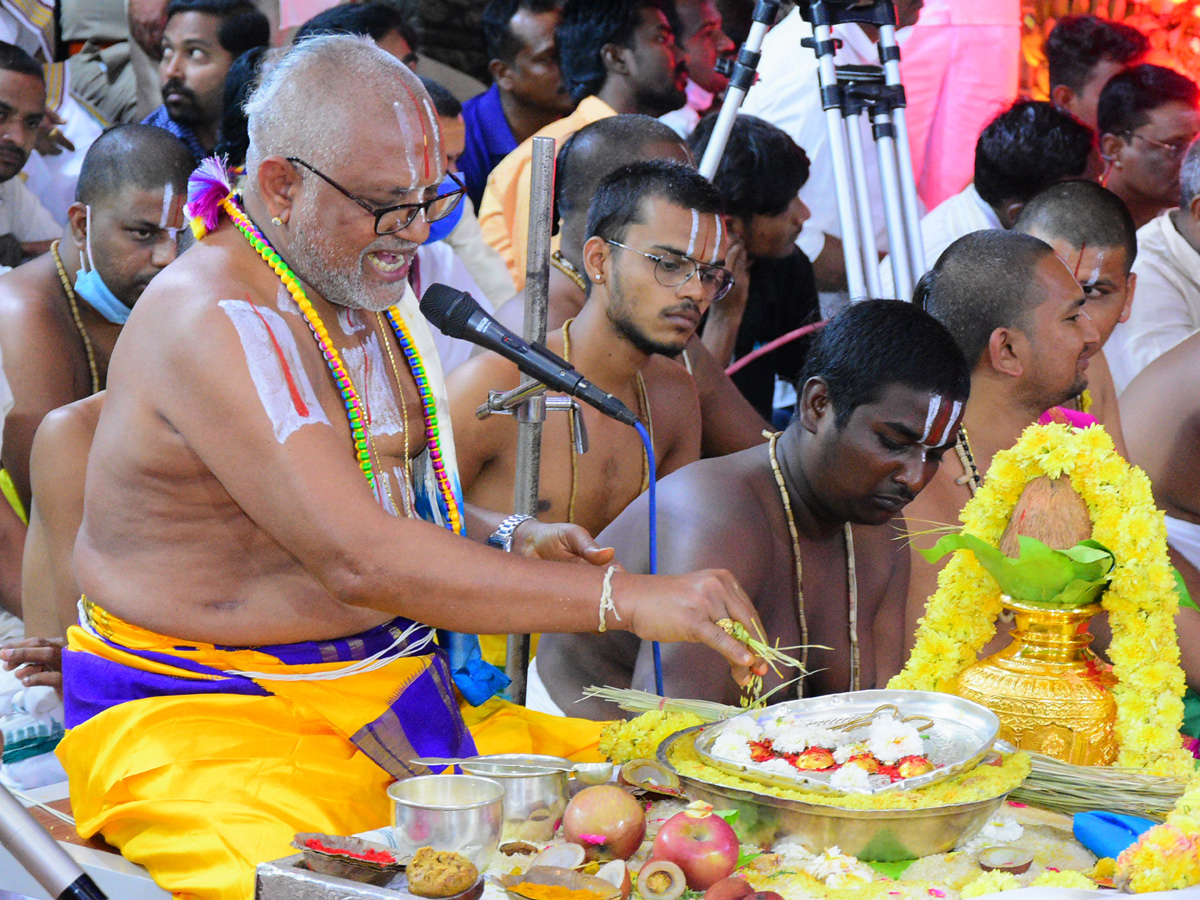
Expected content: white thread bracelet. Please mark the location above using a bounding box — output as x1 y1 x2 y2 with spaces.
598 565 620 632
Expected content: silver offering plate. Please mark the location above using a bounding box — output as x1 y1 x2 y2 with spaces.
695 689 998 796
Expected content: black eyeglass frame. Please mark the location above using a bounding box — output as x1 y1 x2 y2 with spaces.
604 239 736 302
286 156 466 235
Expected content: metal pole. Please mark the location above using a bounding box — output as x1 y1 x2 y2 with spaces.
844 108 882 298
812 12 868 300
0 784 107 899
878 23 925 282
873 109 914 301
505 135 556 704
698 0 781 179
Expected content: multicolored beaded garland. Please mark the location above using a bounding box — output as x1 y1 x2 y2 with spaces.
384 308 462 533
189 171 462 533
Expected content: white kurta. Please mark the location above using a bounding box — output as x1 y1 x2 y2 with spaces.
1108 211 1200 394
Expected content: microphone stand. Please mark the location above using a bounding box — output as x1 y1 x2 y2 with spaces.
0 783 106 899
498 136 571 705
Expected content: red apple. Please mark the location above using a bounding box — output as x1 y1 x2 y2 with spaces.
649 803 740 890
562 785 646 861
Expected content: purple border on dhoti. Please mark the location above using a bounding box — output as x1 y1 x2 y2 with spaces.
63 616 474 778
62 647 269 730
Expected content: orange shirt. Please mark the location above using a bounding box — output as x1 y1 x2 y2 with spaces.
478 96 617 291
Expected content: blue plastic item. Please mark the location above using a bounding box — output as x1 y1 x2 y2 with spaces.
1073 810 1157 859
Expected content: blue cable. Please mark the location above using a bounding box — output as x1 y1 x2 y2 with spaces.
633 420 665 696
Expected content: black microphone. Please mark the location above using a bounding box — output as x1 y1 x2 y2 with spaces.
421 283 639 427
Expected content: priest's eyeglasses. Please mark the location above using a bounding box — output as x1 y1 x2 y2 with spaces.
605 240 735 302
287 157 466 235
1122 131 1195 160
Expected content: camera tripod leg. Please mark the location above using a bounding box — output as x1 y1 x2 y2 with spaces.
844 112 882 298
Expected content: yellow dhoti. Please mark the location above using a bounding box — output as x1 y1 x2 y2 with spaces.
58 602 603 900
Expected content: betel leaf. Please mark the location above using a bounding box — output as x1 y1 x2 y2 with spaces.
920 533 1114 606
1174 567 1200 613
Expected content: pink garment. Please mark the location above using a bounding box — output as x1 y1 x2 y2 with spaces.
279 0 336 30
1038 406 1101 430
900 0 1022 209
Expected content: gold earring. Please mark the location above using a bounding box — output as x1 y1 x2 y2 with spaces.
271 216 284 226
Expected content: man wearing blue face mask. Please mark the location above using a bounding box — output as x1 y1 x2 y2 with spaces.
0 124 194 620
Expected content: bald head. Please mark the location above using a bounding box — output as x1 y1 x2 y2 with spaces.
76 124 195 207
1014 181 1137 272
556 114 689 230
245 34 442 186
920 230 1060 368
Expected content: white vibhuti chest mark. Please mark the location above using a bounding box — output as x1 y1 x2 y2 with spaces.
276 283 300 316
338 308 368 334
341 330 406 436
219 299 331 443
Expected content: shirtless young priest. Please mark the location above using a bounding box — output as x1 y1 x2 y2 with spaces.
536 300 972 718
903 230 1099 649
490 115 771 456
450 160 723 536
56 37 765 900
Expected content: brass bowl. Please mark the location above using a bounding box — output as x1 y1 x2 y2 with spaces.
658 728 1010 861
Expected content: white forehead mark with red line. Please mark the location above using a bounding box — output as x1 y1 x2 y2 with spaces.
920 394 963 449
391 101 421 186
160 183 186 240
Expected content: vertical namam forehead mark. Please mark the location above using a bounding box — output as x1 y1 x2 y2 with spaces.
919 394 964 449
686 208 700 258
1085 249 1104 290
161 183 185 241
392 100 420 187
393 80 442 183
709 214 722 265
220 299 331 443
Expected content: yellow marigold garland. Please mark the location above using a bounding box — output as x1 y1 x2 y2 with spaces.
889 423 1200 891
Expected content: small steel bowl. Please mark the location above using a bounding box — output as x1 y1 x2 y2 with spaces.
460 759 569 844
388 775 505 871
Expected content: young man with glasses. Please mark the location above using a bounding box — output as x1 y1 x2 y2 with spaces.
1099 64 1200 230
449 159 729 538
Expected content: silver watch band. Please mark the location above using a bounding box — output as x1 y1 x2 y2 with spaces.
487 513 533 553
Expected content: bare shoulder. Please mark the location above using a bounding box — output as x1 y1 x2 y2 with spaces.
32 394 103 449
904 464 964 549
1123 333 1200 428
446 346 524 398
654 449 775 561
490 291 525 334
0 257 71 352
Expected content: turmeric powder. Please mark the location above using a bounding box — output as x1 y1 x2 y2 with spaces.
507 883 610 900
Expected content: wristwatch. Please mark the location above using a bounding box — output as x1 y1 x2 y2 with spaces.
487 513 533 553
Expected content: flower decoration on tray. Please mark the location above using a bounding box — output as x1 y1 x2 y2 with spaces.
709 704 937 793
697 693 997 797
